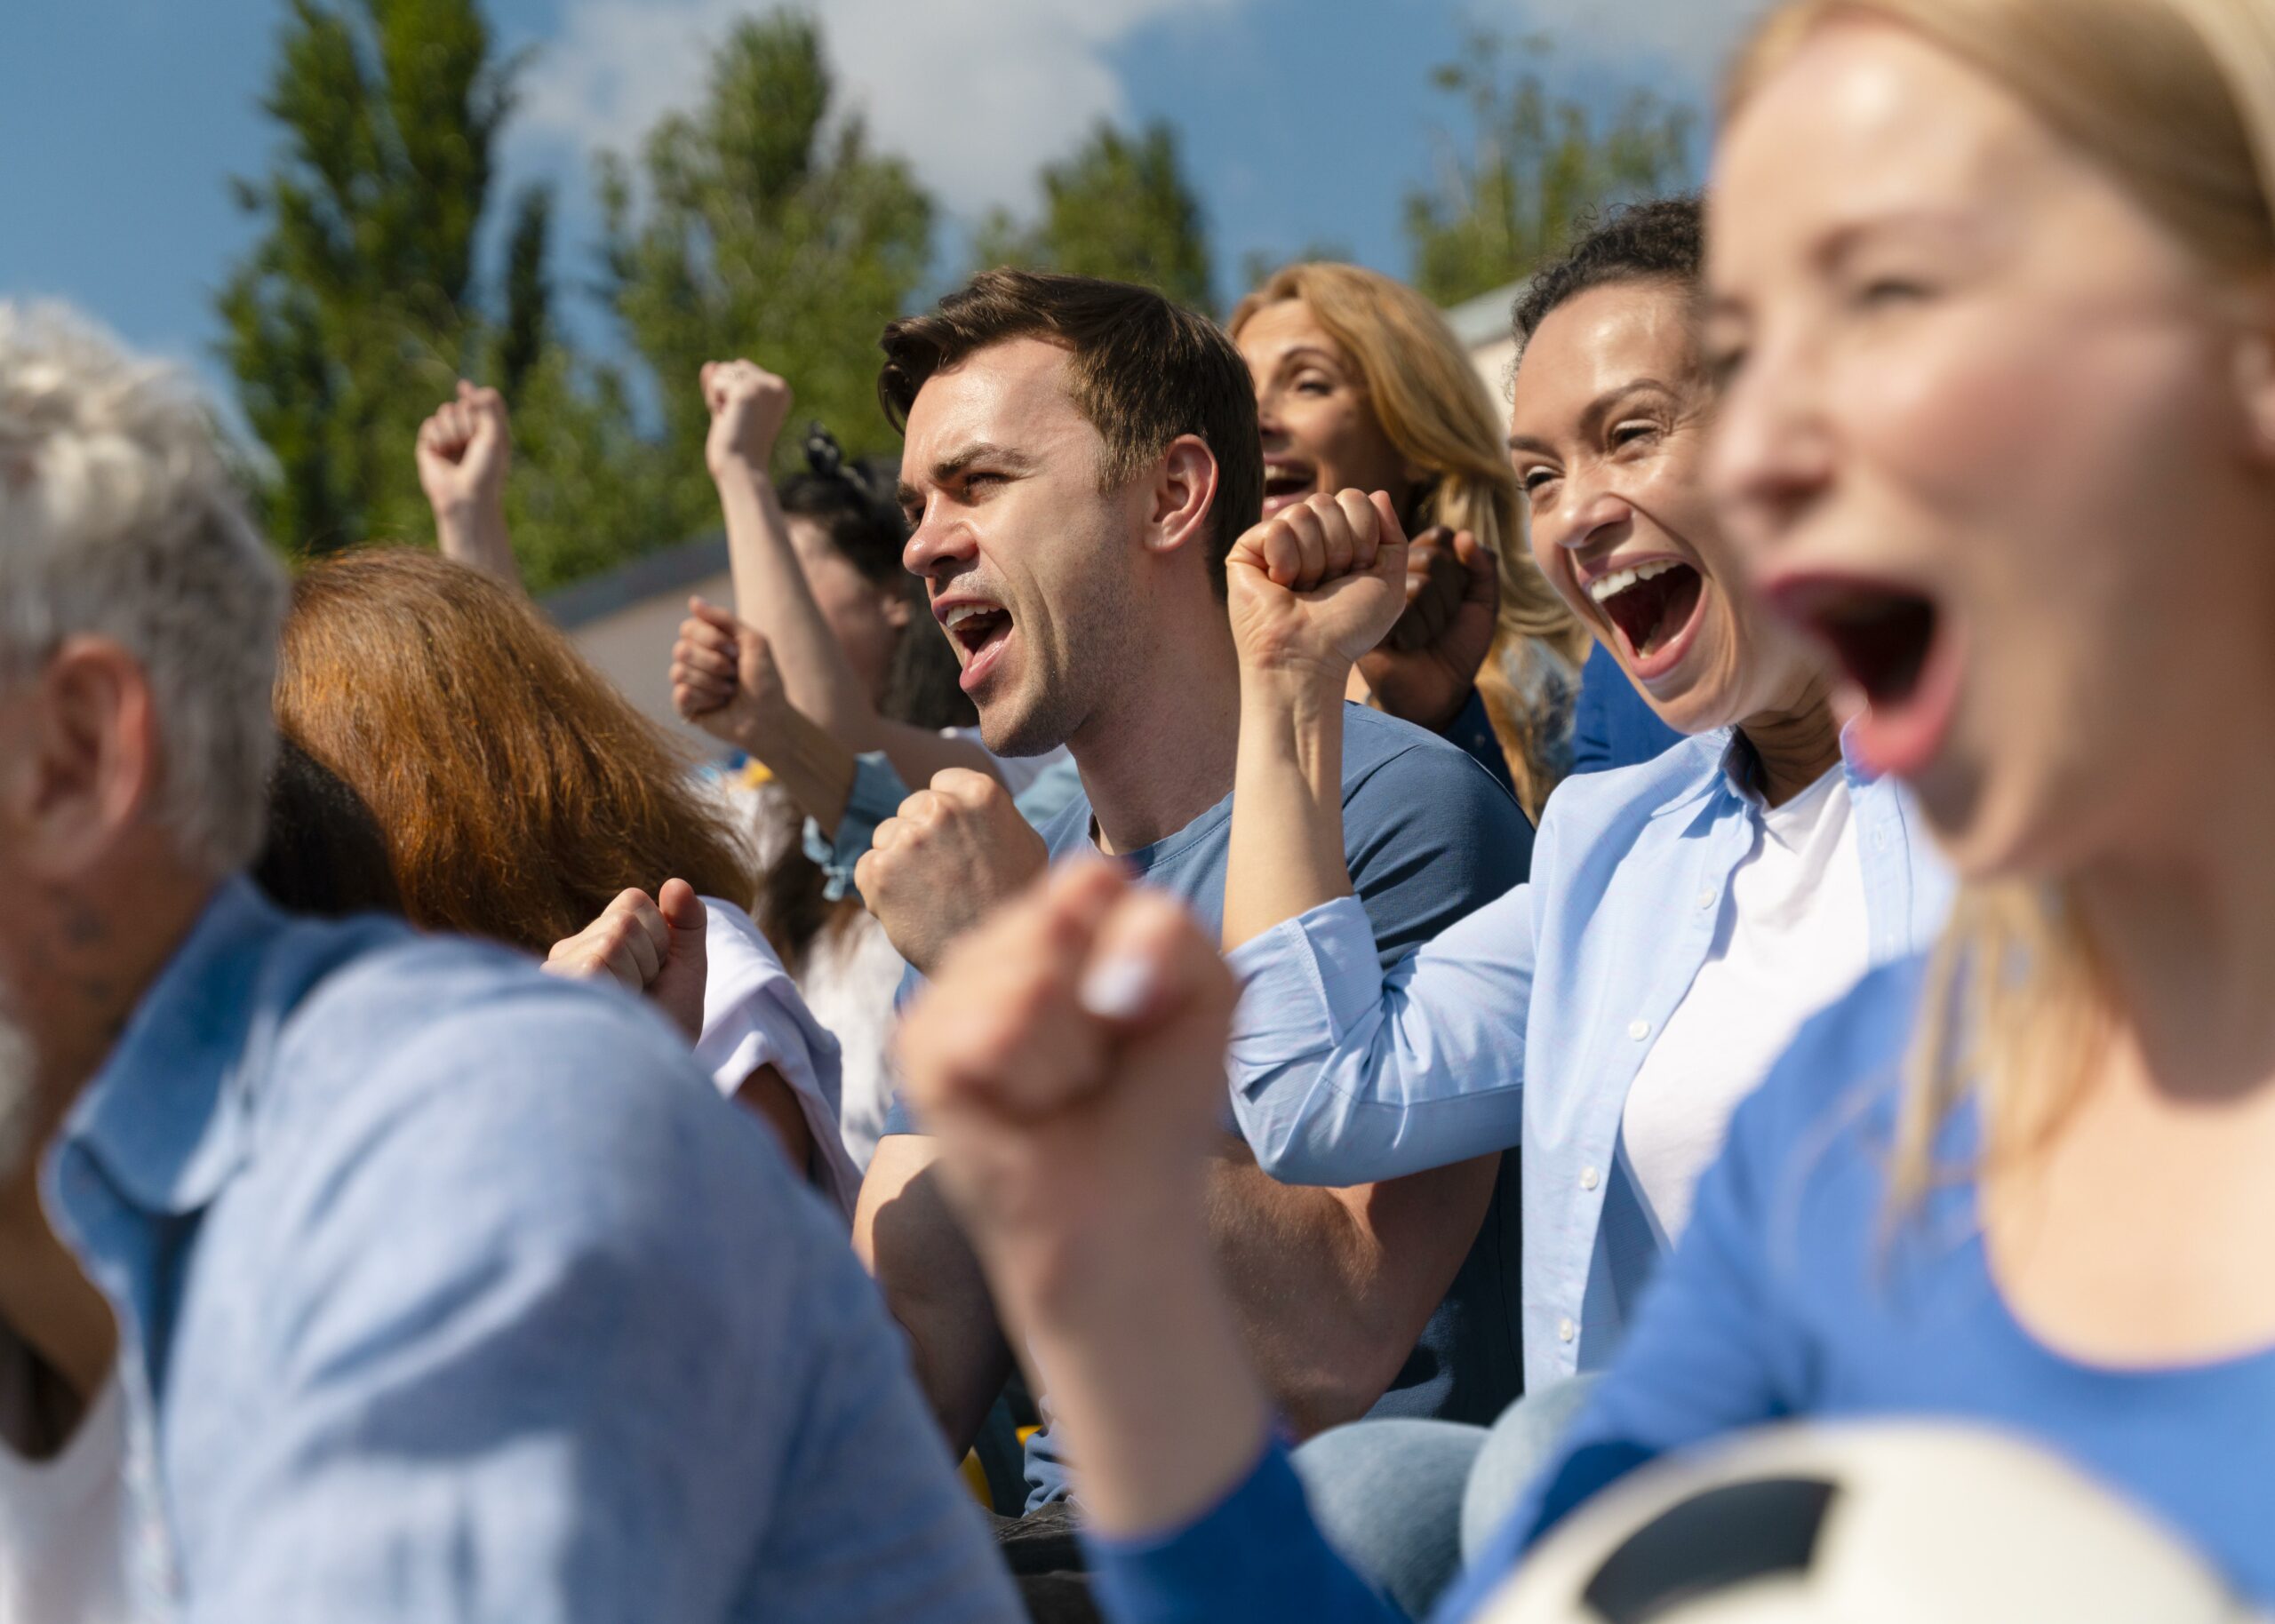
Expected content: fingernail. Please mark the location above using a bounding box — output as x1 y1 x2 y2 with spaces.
1079 953 1158 1022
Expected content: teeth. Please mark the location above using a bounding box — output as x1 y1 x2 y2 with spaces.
1588 559 1681 604
943 603 1002 631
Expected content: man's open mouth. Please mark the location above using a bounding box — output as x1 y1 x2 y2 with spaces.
938 599 1015 693
1590 559 1705 673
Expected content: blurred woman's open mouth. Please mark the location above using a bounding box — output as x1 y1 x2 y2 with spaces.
1591 558 1707 681
1768 574 1963 780
1261 458 1319 516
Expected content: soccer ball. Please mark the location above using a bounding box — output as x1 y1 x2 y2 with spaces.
1473 1421 2259 1623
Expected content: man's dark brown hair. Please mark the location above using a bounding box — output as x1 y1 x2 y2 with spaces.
878 268 1263 593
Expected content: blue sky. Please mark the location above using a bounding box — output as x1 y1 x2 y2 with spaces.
0 0 1752 413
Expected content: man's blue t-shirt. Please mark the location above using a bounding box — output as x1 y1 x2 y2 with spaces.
891 703 1536 1509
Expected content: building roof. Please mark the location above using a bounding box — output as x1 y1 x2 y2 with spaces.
1441 276 1529 352
541 530 730 631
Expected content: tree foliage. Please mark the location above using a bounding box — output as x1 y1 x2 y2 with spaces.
220 0 512 553
219 0 663 590
1404 29 1696 306
600 11 933 529
975 120 1215 313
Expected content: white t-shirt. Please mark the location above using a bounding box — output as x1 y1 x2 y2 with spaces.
1616 767 1870 1250
0 1333 132 1624
792 909 906 1171
697 897 864 1223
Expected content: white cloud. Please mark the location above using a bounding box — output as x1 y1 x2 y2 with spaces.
516 0 1239 220
1515 0 1768 96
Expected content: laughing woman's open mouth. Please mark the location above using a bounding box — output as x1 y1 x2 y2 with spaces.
1590 558 1708 680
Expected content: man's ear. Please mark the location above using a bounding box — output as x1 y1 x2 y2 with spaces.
12 638 163 882
881 588 914 632
1142 434 1220 563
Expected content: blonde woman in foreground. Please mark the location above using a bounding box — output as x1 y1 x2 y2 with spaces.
891 0 2275 1616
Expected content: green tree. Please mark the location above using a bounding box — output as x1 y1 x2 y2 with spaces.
975 120 1216 312
1404 29 1696 306
219 0 665 590
600 11 933 527
220 0 511 553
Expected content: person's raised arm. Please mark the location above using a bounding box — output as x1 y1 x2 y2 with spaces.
670 597 860 835
416 381 520 591
698 360 1000 790
1221 490 1411 952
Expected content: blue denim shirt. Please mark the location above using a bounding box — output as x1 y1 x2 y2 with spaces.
1225 727 1952 1392
41 878 1017 1624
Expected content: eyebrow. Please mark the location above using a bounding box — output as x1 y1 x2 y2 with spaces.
1710 205 1993 322
1506 377 1680 455
897 441 1038 509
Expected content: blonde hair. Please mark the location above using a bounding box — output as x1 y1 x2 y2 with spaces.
1231 264 1589 815
1726 0 2275 1207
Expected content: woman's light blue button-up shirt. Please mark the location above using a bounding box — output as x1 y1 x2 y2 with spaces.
1225 727 1953 1392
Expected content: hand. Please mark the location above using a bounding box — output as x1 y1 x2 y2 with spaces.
1225 490 1409 684
855 768 1050 973
895 860 1237 1297
542 879 709 1042
415 379 512 520
1356 527 1501 731
701 359 793 481
671 597 794 755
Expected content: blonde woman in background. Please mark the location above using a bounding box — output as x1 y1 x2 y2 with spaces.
888 0 2275 1616
1232 264 1588 816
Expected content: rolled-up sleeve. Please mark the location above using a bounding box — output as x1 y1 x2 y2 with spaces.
802 752 913 902
1225 883 1537 1186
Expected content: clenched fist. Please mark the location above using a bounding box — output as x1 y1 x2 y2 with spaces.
543 879 709 1041
895 860 1238 1285
855 768 1049 975
416 379 512 518
670 597 793 758
701 359 793 482
1226 490 1410 683
1358 525 1501 731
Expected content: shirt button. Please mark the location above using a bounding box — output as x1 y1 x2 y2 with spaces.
1558 1318 1576 1343
1874 828 1892 852
1628 1018 1651 1041
1696 888 1716 910
1581 1166 1600 1191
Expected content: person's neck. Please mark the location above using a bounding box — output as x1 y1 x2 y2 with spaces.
2071 743 2275 1106
1067 605 1244 856
0 860 215 1445
0 1180 115 1456
1735 677 1842 807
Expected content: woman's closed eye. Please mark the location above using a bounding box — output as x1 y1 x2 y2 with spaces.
1610 418 1663 455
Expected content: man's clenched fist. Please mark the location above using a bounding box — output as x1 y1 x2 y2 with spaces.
855 768 1049 974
